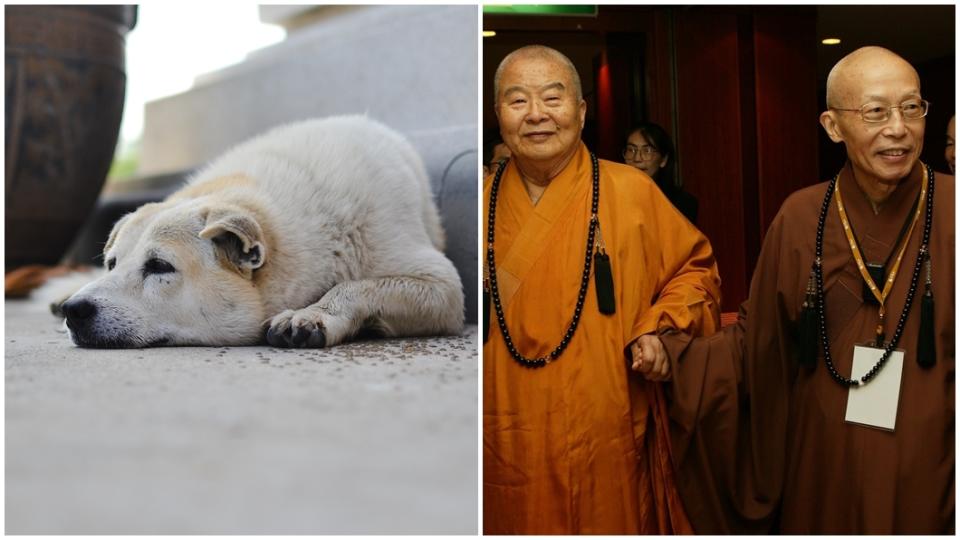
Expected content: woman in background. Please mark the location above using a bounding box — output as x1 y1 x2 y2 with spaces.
623 123 698 224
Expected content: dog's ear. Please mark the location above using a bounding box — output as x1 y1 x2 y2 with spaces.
103 213 134 256
199 206 266 277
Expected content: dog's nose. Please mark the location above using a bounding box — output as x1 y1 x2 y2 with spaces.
62 298 97 329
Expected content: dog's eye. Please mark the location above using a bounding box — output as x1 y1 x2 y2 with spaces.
143 258 176 276
107 258 116 271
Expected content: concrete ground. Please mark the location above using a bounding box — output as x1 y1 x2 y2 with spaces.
5 298 478 534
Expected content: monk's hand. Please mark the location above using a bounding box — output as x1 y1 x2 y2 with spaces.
630 334 671 381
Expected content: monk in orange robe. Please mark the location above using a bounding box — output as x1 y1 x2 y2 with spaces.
483 45 721 534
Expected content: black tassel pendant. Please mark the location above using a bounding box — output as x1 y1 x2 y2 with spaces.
918 290 935 368
594 250 616 315
917 255 935 368
483 288 491 344
798 271 818 370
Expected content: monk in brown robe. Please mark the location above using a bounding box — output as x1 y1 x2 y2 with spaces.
483 45 721 534
652 46 954 534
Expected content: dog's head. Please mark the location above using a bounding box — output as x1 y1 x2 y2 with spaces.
62 200 269 348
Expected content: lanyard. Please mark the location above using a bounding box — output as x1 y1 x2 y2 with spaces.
834 171 927 344
845 184 922 273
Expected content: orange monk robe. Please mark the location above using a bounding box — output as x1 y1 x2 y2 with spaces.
483 143 721 534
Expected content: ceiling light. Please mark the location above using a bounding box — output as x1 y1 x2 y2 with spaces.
483 31 496 37
822 38 841 45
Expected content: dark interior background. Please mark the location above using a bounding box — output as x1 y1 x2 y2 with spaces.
483 4 955 312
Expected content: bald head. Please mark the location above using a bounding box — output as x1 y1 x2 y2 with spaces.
825 46 919 108
494 45 583 104
819 45 926 202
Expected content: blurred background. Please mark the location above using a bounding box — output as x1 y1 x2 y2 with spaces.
108 4 285 181
483 4 955 314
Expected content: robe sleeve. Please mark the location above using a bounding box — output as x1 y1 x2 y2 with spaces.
629 191 721 343
660 207 798 534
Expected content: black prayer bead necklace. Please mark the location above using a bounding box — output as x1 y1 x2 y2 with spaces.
813 164 934 386
485 153 600 368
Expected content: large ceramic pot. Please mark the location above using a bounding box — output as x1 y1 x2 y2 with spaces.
5 5 136 270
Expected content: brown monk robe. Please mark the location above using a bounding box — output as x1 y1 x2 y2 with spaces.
663 162 954 533
658 45 955 535
483 144 721 534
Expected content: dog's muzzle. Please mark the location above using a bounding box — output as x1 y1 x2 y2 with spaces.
62 298 97 334
61 298 169 348
62 298 122 348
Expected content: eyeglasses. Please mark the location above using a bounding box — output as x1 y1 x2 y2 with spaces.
831 99 930 124
622 144 659 161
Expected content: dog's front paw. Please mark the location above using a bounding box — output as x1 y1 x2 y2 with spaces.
265 309 327 348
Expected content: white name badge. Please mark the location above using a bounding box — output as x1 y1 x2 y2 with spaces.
844 345 905 431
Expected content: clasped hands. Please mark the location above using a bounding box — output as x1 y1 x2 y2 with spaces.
629 333 671 381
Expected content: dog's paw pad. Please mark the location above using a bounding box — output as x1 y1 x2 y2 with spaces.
266 324 291 348
265 316 326 348
291 323 326 348
291 325 310 347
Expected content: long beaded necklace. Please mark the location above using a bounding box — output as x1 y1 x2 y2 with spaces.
812 163 934 386
485 153 600 368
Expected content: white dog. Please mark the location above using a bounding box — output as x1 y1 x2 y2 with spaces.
61 116 465 348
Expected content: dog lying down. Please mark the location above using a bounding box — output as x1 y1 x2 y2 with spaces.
61 116 465 348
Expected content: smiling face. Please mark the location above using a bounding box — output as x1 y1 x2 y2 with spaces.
820 48 925 192
495 50 586 178
61 201 267 348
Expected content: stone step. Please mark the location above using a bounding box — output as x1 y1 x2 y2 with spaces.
138 5 477 176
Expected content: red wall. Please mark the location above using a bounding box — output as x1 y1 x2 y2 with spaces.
672 7 819 311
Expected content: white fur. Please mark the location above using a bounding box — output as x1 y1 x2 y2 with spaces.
63 116 464 348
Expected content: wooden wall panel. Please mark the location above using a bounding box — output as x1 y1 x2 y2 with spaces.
644 9 675 133
674 10 749 312
604 32 647 160
671 7 819 311
752 8 819 251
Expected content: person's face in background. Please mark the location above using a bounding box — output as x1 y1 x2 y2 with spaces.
623 131 668 179
946 115 955 174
